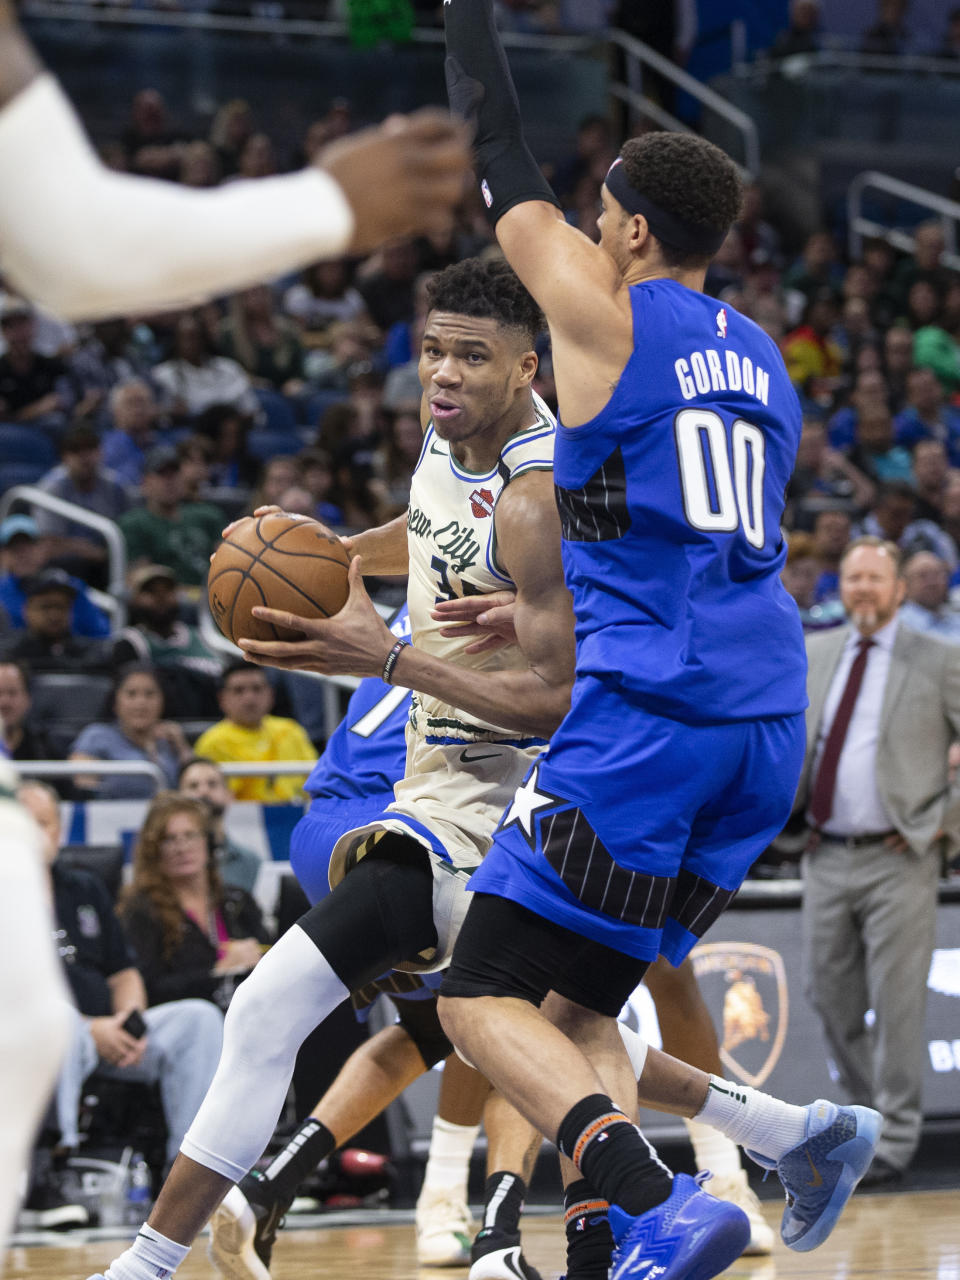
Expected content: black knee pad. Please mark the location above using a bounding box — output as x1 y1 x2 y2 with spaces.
394 995 453 1069
296 833 437 991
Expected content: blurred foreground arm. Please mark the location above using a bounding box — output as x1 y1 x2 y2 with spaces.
0 8 469 320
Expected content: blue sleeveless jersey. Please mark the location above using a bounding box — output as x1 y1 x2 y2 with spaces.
304 605 411 802
553 279 806 723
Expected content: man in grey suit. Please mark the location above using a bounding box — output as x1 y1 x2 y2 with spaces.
794 534 960 1186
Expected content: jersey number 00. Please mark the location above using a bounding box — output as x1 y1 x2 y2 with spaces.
674 409 766 549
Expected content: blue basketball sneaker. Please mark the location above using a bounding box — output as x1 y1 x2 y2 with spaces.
745 1099 881 1252
607 1172 750 1280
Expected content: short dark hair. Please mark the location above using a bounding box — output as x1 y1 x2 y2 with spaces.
219 659 268 690
876 481 916 507
109 661 165 719
60 423 101 456
618 133 743 269
177 754 223 783
425 258 545 348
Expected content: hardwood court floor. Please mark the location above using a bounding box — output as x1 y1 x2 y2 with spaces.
6 1189 959 1280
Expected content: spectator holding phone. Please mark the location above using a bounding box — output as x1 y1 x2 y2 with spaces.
18 781 224 1176
118 793 270 1012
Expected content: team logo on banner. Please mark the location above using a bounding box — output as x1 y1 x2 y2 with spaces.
691 942 788 1088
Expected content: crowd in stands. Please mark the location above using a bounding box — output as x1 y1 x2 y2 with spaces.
4 14 960 1228
0 58 956 801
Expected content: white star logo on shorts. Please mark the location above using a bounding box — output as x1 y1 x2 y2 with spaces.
499 764 565 843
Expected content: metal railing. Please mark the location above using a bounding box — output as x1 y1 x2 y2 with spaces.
847 171 960 270
220 761 313 780
607 28 761 176
10 758 167 790
0 485 127 626
744 48 960 79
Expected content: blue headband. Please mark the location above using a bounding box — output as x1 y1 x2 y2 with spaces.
604 159 727 257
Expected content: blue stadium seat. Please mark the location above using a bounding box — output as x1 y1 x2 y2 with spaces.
0 424 57 489
0 461 50 490
303 389 348 429
246 429 302 462
254 388 298 434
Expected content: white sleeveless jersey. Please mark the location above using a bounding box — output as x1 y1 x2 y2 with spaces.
406 393 555 743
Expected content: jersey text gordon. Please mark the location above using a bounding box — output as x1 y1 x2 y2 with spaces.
674 348 770 407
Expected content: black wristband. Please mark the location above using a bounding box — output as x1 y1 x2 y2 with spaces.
381 638 410 685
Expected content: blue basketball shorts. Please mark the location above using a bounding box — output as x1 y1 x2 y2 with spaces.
468 676 805 966
290 793 395 905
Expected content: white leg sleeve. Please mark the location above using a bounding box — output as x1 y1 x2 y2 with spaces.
617 1022 649 1081
180 925 349 1182
0 798 72 1249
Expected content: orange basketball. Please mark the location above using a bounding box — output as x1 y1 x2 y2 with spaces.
207 514 351 644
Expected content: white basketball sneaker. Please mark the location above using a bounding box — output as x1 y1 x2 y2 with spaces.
416 1187 474 1266
707 1168 775 1255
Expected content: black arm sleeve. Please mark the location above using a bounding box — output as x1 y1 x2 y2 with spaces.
443 0 560 225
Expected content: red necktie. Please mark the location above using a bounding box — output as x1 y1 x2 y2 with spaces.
809 637 874 828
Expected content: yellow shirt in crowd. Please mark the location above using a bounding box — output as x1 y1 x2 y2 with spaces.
194 716 317 803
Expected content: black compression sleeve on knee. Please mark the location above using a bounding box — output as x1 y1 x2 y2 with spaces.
444 0 560 225
297 835 437 990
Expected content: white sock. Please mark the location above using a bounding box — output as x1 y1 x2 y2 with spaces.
683 1117 743 1178
696 1076 809 1163
419 1117 480 1200
104 1225 190 1279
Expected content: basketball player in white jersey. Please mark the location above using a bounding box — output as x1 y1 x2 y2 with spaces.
0 0 469 319
85 257 575 1280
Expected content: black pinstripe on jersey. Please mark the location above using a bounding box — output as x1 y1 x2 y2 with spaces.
554 445 630 543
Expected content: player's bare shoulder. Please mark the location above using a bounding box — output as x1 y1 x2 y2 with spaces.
493 469 562 582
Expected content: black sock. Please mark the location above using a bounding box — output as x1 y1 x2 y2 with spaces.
563 1179 613 1280
260 1119 337 1203
475 1171 526 1246
556 1094 672 1217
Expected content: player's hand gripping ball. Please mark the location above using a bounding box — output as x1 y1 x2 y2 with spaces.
208 513 350 644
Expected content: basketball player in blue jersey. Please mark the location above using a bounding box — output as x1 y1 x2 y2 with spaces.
430 6 881 1280
290 605 413 907
83 258 576 1280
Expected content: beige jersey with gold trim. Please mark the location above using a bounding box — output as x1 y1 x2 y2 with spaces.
406 393 555 743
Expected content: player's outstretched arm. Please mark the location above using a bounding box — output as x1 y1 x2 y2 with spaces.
443 0 621 364
0 11 470 322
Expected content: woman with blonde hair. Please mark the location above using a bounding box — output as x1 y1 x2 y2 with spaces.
118 793 270 1011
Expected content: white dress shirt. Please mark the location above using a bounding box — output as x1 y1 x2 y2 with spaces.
809 617 898 837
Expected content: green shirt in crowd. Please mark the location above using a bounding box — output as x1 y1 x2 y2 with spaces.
119 502 225 586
